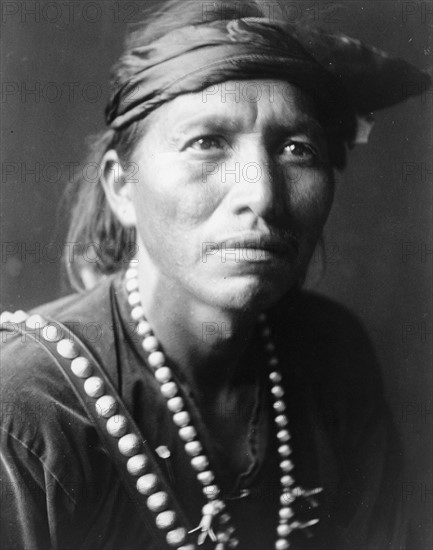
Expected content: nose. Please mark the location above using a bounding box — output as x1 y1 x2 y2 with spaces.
229 145 285 222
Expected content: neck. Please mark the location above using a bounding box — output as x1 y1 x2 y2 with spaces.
134 268 261 396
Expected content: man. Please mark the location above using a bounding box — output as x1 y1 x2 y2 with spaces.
1 1 430 549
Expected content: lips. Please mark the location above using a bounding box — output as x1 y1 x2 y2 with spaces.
219 232 299 257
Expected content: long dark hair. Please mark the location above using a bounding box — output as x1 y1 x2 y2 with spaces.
64 0 349 291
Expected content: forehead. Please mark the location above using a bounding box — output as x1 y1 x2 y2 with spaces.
144 79 321 137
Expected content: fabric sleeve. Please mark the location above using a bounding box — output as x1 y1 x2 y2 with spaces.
333 401 411 549
285 291 418 549
0 322 163 550
1 429 53 550
0 333 86 550
319 303 415 549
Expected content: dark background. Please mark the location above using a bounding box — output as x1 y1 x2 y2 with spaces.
1 0 432 545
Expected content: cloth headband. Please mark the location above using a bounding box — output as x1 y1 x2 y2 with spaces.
106 17 431 143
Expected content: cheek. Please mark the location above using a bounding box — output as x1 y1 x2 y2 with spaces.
288 169 334 234
131 154 224 241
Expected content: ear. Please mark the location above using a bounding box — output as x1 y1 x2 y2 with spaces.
100 149 137 228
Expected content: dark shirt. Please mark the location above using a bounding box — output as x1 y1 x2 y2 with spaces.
1 273 410 549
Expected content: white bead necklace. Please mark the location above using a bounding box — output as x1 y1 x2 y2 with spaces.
125 265 322 550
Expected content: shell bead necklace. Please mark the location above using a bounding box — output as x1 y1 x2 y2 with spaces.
125 265 321 549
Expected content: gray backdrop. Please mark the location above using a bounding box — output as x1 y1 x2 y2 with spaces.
1 0 432 545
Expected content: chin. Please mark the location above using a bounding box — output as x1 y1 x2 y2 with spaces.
197 273 296 313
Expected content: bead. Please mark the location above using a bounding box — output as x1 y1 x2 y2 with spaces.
106 415 128 438
84 376 105 398
280 459 294 473
280 492 294 505
203 484 219 498
147 491 169 512
184 440 202 456
179 426 197 441
219 513 231 524
167 397 184 413
95 395 117 418
155 367 172 384
125 278 139 292
269 371 282 384
136 320 152 336
273 401 286 413
166 527 187 546
278 444 292 457
160 382 178 399
275 414 288 427
0 311 12 324
151 448 167 468
127 454 148 476
125 267 138 279
277 523 292 537
56 339 79 360
191 455 209 471
261 326 271 337
277 429 290 442
258 313 266 323
271 385 284 399
228 538 239 548
217 531 230 542
279 507 294 520
118 433 141 456
42 323 63 342
266 342 275 352
178 546 196 550
70 356 92 378
269 356 279 366
142 335 159 353
131 306 145 321
25 314 47 329
275 539 290 550
155 510 177 530
173 411 190 427
154 447 170 462
197 470 214 485
215 544 225 550
137 473 158 495
11 310 29 323
128 291 141 306
148 351 165 368
281 475 294 487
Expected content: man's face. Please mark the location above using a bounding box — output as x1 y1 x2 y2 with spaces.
129 79 334 311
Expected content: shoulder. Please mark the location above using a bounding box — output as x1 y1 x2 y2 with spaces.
1 273 118 361
1 273 117 327
274 288 374 348
273 291 395 454
0 275 119 448
34 274 117 326
272 289 384 397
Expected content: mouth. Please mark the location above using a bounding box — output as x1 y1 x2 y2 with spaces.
218 232 299 259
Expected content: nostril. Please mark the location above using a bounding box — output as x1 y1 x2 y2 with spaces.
228 177 286 221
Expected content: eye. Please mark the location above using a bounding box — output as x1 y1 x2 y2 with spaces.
282 141 318 160
186 136 227 152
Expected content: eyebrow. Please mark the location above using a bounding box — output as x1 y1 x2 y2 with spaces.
171 115 242 135
270 117 326 140
170 113 326 142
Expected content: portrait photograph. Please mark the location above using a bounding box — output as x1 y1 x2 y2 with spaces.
1 1 432 549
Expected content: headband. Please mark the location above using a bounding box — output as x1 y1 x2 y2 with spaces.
106 18 431 143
